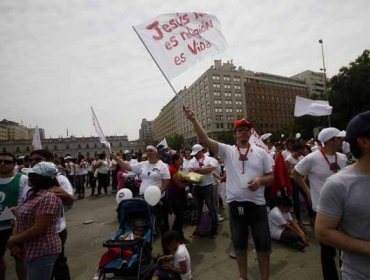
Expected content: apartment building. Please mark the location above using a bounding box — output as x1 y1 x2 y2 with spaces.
0 125 7 140
0 119 32 140
244 73 309 133
292 70 327 96
152 97 177 142
173 60 252 143
139 118 154 142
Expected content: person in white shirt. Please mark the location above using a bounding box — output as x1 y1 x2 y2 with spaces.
189 144 218 237
292 127 347 280
184 107 273 280
95 153 109 195
152 230 191 280
268 197 308 251
114 145 170 234
181 149 192 173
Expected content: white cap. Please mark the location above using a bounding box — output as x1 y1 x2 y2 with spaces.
146 145 158 153
190 144 203 156
337 130 346 138
124 150 130 154
318 127 341 147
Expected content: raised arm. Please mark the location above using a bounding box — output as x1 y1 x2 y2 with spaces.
183 106 219 155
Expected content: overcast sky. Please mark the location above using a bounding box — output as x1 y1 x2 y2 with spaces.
1 0 369 140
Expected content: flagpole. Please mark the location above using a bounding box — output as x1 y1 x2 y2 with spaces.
132 26 187 107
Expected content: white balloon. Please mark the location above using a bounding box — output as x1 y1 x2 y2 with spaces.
281 134 285 138
144 185 161 206
116 188 133 204
296 133 301 139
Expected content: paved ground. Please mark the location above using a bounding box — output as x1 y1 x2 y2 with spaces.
6 192 328 280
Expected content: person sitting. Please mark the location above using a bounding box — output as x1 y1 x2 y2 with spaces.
152 230 192 280
268 197 309 251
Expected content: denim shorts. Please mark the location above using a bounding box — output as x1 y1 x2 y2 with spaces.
229 201 271 253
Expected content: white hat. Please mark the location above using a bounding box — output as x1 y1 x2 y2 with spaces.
124 150 130 154
146 145 158 153
190 144 203 156
337 130 346 138
318 127 341 147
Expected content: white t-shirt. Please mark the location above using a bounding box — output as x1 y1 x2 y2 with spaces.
21 174 74 233
131 160 170 195
294 150 347 211
96 160 109 174
182 158 192 173
268 206 293 240
172 244 192 280
189 156 217 186
286 155 303 169
126 159 138 167
218 143 272 204
282 150 291 159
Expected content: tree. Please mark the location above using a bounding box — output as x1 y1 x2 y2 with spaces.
329 50 370 129
166 134 185 150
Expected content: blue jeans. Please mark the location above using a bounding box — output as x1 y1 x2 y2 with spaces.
26 254 58 280
193 184 217 234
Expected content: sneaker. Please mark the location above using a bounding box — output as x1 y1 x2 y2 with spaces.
229 249 236 259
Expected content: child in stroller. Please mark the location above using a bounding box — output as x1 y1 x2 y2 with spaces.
96 198 156 280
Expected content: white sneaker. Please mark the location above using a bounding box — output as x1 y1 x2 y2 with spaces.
217 214 224 222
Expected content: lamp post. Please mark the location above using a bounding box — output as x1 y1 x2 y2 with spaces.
319 39 331 126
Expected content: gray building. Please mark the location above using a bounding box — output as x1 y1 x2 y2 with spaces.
292 70 327 96
0 135 145 158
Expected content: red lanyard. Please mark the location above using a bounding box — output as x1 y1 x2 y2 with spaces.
320 149 339 173
237 145 251 174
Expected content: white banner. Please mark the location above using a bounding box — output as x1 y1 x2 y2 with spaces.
32 126 42 150
294 96 332 117
134 13 227 80
91 107 111 151
249 129 268 152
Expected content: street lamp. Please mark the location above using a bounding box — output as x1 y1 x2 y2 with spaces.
319 39 331 126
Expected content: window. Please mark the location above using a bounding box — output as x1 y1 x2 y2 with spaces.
214 100 222 105
224 92 232 97
235 85 241 89
66 145 69 150
215 108 223 113
213 83 220 88
225 100 232 105
224 84 231 89
224 76 230 81
236 108 242 113
234 77 241 82
212 75 220 80
16 147 20 152
225 108 233 113
54 145 58 150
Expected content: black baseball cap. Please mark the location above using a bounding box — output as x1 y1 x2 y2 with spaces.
346 110 370 142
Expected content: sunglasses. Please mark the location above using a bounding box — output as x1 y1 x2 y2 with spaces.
0 159 14 165
236 127 250 132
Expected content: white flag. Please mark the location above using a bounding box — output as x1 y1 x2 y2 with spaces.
91 107 111 151
249 129 268 152
134 13 227 80
294 96 333 117
32 126 42 150
157 138 168 149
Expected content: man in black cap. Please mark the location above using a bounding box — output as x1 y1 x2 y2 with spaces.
315 110 370 280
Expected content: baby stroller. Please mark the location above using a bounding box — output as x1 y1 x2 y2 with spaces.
97 198 156 280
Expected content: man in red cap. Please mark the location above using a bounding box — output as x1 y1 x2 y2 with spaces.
184 107 273 280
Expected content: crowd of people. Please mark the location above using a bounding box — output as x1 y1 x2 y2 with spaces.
0 109 369 280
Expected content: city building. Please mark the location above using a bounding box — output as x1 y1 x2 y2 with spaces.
174 60 252 143
152 97 177 142
139 118 154 143
244 73 309 133
0 125 7 141
0 135 145 158
0 119 33 140
292 70 327 96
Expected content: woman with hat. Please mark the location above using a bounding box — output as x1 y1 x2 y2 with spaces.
7 162 63 280
113 145 171 234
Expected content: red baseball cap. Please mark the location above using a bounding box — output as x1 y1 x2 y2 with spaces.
233 119 253 130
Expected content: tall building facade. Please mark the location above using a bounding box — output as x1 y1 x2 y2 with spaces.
244 73 309 133
291 70 327 96
139 119 154 142
0 125 7 140
0 119 33 140
152 97 176 142
174 60 251 143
